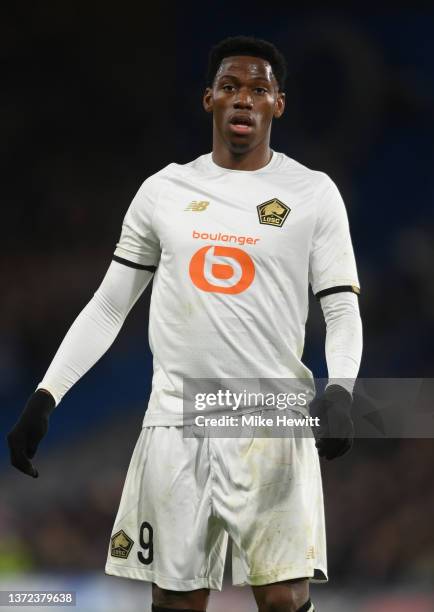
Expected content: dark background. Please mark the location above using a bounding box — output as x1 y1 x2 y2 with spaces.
1 3 434 611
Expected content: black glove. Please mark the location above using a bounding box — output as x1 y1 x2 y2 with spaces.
7 390 55 478
310 384 354 460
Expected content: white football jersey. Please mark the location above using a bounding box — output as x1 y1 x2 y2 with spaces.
113 152 360 426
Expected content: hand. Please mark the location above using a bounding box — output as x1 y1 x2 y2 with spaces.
7 390 55 478
310 385 354 460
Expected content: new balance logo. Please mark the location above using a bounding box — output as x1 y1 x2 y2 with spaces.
306 546 315 560
185 201 210 211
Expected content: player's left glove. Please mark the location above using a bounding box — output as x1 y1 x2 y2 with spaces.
310 384 354 460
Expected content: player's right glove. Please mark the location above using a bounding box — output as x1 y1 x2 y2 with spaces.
310 384 354 460
7 389 55 478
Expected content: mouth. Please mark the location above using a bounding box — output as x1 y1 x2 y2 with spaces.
229 114 254 135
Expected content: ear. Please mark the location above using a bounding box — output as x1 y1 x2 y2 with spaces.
203 87 213 113
274 91 286 119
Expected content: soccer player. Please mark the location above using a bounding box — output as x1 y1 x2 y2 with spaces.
8 36 362 612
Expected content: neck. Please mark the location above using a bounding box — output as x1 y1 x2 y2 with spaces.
212 139 272 171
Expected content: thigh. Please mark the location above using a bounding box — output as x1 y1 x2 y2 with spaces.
152 584 210 610
252 578 310 612
105 427 228 591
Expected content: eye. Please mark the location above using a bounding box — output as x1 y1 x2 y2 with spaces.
254 87 268 94
222 84 235 92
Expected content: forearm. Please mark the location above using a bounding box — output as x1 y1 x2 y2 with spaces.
320 292 363 394
37 261 153 405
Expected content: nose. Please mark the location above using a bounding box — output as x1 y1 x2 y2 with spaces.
234 87 253 109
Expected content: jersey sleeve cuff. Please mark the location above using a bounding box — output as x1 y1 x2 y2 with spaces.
315 284 360 300
113 242 159 272
36 384 61 407
112 255 157 272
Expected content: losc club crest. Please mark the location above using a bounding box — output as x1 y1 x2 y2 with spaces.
257 198 290 227
111 529 134 559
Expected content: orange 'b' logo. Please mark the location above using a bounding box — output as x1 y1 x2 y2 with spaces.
189 245 255 294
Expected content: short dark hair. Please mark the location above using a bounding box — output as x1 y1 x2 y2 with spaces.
207 35 287 92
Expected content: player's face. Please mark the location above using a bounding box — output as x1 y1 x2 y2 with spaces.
203 56 285 154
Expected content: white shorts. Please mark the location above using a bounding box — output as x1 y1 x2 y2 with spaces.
105 424 327 590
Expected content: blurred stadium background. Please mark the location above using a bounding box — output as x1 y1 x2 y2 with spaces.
1 3 434 611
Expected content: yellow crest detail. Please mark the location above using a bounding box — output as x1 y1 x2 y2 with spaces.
111 529 134 559
257 198 290 227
